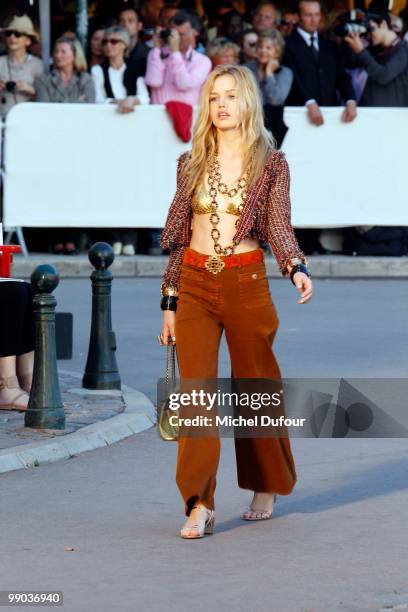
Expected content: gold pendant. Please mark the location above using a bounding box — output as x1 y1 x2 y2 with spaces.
205 255 225 274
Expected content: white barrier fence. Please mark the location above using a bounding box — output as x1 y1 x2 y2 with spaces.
3 103 408 228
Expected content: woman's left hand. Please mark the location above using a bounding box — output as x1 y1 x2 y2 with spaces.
292 272 313 304
265 59 280 76
116 96 139 114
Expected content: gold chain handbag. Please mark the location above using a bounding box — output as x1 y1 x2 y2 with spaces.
157 343 180 441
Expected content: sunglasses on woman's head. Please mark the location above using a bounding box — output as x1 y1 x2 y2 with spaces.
102 38 122 45
5 30 25 38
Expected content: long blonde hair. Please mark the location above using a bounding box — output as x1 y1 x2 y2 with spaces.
184 64 276 196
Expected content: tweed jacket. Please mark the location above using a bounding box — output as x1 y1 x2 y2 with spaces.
160 149 307 290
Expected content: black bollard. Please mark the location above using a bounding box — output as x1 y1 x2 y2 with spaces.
25 265 65 430
82 242 121 390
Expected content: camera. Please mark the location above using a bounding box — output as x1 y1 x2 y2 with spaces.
333 10 373 37
5 81 16 93
159 28 171 43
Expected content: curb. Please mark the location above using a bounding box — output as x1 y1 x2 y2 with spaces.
0 378 156 475
10 253 408 279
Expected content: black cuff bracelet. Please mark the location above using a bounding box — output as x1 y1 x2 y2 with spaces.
160 295 179 311
290 263 311 285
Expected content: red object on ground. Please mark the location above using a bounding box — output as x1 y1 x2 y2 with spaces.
0 245 21 278
165 100 193 142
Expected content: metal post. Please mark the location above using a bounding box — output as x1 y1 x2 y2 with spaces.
25 264 65 430
76 0 89 53
39 0 51 74
82 242 121 390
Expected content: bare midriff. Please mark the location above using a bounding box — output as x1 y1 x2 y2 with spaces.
189 213 260 254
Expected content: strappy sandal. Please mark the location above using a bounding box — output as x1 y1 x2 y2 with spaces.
0 376 30 412
242 494 277 521
180 505 215 539
18 373 33 393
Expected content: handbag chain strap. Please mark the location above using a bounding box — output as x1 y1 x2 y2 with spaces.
164 343 176 385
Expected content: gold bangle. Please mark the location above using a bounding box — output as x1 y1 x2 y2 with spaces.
287 256 308 274
160 283 179 297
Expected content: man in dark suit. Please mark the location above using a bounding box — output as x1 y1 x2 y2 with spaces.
283 0 358 126
119 6 149 77
282 0 358 254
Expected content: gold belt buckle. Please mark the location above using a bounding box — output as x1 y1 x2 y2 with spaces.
205 255 225 274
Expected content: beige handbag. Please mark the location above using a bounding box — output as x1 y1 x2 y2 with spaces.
157 342 179 441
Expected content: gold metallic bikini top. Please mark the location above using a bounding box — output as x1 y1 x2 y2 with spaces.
191 183 243 216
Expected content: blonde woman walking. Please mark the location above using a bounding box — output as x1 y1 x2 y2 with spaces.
159 65 313 539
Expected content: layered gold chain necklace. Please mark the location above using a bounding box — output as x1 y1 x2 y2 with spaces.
204 145 255 274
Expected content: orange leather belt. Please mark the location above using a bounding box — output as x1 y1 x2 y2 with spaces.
183 247 264 270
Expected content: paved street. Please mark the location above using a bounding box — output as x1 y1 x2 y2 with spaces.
54 277 408 399
2 278 408 612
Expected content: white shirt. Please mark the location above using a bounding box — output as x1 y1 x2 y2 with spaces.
297 26 319 52
91 63 150 104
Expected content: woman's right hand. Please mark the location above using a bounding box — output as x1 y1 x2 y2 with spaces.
161 311 176 345
265 59 280 76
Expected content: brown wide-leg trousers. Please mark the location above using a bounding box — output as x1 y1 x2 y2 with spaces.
174 247 297 516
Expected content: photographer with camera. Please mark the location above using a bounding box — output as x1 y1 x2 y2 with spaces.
344 10 408 106
0 15 43 117
144 9 211 105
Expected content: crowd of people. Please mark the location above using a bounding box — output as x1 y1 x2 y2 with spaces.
1 0 408 256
